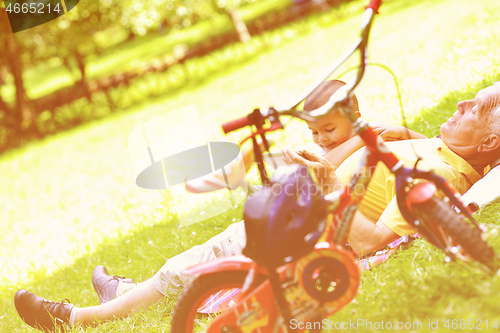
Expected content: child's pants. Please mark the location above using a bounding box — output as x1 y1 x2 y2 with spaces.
152 221 246 295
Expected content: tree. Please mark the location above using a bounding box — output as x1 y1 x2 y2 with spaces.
0 0 263 151
1 6 39 145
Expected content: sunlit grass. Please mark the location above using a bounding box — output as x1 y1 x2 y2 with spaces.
2 0 500 331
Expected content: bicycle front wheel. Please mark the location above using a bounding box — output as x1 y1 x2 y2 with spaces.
411 196 496 268
170 270 255 333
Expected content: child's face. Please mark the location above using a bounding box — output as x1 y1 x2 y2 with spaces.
306 112 354 152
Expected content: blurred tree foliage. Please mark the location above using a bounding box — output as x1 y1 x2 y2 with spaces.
0 0 259 149
15 0 261 65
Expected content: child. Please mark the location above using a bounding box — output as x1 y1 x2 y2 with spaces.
283 79 427 169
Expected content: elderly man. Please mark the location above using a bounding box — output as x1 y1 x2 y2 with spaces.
283 83 500 256
14 84 500 331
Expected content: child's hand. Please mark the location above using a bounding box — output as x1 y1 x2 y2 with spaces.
281 148 340 193
281 147 308 165
282 147 320 164
371 124 412 141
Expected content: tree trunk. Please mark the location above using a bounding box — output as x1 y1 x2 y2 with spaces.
75 51 86 82
0 7 11 111
0 90 10 113
229 9 251 43
5 33 38 141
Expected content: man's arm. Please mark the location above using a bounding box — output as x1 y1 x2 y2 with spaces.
348 211 400 257
371 124 428 141
323 136 365 168
317 124 428 168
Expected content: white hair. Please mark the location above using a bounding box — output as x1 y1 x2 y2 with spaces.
487 82 500 135
490 106 500 134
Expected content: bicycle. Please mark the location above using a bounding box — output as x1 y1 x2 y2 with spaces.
171 0 496 331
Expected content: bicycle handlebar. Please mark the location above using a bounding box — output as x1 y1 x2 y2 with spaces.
222 115 250 134
366 0 382 12
297 5 378 122
221 0 381 132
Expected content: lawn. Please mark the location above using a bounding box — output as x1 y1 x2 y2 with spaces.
1 0 500 331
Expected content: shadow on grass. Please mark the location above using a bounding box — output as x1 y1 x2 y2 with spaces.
407 72 500 138
1 205 243 332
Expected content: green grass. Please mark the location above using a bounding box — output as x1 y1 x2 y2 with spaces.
1 0 500 331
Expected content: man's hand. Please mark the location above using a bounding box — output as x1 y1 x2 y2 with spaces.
371 124 427 141
281 147 342 194
371 124 411 141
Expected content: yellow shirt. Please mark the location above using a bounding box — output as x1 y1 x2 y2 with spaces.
335 138 482 236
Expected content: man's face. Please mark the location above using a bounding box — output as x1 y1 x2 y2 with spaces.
440 85 500 156
306 112 354 152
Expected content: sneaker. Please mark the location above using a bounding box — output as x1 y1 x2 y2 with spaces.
92 265 135 304
14 289 74 332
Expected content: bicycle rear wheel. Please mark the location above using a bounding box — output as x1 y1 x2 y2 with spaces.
170 271 259 333
411 196 496 268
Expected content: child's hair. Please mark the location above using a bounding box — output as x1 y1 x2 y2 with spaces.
303 80 359 112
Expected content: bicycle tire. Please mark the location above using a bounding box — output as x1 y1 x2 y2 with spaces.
170 270 262 333
411 196 496 268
